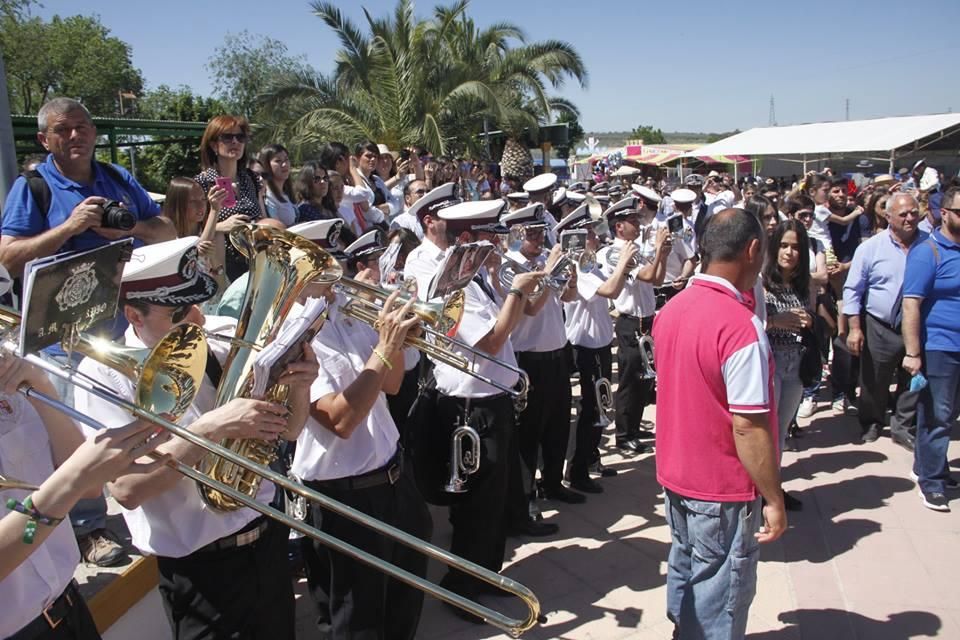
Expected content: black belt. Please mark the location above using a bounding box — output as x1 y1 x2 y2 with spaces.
9 580 80 640
517 348 566 362
307 449 403 492
617 313 651 322
195 516 269 553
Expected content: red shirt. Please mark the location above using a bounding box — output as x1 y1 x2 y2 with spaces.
653 274 776 502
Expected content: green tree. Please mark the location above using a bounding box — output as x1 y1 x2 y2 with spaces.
207 30 315 121
134 85 228 192
706 129 741 143
0 11 144 115
629 124 666 145
258 0 586 163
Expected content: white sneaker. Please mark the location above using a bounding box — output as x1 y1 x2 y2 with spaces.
797 397 816 419
832 397 846 414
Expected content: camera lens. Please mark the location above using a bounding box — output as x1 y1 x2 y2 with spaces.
100 200 136 231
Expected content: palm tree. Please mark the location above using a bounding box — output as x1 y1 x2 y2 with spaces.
258 0 587 160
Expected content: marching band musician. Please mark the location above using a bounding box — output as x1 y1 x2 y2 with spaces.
404 192 545 619
596 194 672 455
72 237 318 640
342 230 422 434
654 187 700 307
291 259 432 640
554 205 624 493
502 204 583 505
522 174 562 245
0 353 168 640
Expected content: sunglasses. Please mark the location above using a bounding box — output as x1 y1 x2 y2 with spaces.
313 175 330 183
218 133 247 144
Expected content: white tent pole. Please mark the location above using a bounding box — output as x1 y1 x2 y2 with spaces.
889 149 895 174
802 154 808 174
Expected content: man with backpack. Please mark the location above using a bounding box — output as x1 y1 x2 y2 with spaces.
0 97 174 566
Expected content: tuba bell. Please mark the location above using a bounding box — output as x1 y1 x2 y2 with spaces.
197 224 342 511
638 334 656 380
594 377 614 428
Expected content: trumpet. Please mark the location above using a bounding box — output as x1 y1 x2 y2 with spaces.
444 418 480 494
0 308 543 637
334 279 530 404
497 254 571 301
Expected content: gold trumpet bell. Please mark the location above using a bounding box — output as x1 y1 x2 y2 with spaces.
438 288 465 337
136 323 208 420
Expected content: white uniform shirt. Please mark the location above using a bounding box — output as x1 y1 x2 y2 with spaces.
564 265 614 348
0 396 80 638
73 316 273 558
405 238 519 398
292 301 398 481
809 205 834 250
504 249 566 353
597 237 657 317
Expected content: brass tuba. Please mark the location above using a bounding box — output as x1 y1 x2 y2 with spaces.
197 224 342 511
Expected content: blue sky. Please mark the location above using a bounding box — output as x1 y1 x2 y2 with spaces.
38 0 960 133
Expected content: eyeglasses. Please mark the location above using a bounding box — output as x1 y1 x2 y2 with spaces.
313 175 330 183
217 133 247 144
796 210 814 218
943 207 960 216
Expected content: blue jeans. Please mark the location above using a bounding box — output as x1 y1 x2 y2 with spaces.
915 350 960 494
773 348 803 463
665 490 762 640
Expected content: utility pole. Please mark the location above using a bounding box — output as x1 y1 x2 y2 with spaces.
768 95 777 127
845 98 850 121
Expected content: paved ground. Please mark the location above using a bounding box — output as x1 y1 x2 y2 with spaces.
294 399 960 640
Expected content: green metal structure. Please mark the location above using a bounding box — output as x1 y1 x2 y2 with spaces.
12 115 207 163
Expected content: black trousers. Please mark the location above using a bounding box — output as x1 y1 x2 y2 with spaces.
387 365 420 438
858 314 918 436
614 315 654 442
516 349 572 491
830 335 860 401
300 466 432 640
7 582 100 640
156 518 295 640
570 343 613 477
435 393 514 592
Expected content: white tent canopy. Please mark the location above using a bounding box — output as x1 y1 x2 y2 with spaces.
686 113 960 159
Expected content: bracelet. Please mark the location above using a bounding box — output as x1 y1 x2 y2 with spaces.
905 353 921 358
5 495 64 544
508 288 524 299
372 348 393 370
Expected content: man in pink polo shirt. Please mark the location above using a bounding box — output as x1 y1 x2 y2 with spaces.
653 208 786 640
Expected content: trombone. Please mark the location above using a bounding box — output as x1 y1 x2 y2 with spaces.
0 310 543 637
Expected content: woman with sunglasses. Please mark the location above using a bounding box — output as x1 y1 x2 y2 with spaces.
195 115 267 282
293 162 336 223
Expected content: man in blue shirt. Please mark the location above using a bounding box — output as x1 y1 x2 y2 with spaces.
0 97 174 566
0 98 173 280
902 186 960 512
844 193 926 448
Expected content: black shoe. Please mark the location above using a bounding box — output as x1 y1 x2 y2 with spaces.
570 475 604 494
919 490 950 512
544 485 587 504
859 424 881 444
783 437 798 452
590 459 618 477
783 490 803 511
507 517 560 537
635 428 655 439
788 422 802 438
617 438 651 455
891 431 916 452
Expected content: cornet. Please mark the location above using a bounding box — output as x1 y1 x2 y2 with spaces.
444 418 481 494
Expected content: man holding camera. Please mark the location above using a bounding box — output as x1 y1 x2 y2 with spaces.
0 97 174 568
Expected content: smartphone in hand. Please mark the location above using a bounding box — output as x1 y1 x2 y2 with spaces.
215 176 237 208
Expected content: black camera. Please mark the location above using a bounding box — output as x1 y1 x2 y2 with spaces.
100 200 136 231
399 148 411 161
667 214 684 235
